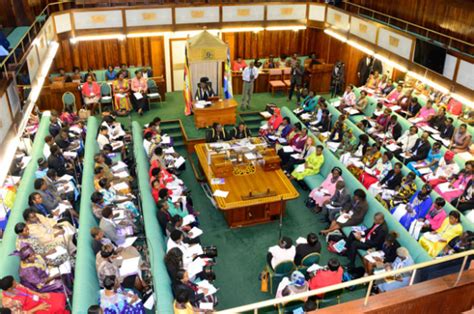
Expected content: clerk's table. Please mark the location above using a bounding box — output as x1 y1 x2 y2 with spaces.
193 98 238 128
195 138 299 228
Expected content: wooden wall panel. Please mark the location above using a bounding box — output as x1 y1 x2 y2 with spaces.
223 29 313 60
53 35 166 78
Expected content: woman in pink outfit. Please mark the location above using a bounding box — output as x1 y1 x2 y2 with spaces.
434 161 473 203
412 100 436 127
308 167 343 209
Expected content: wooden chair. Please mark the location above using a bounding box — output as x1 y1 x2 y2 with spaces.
62 91 76 112
268 68 286 97
283 67 292 92
99 83 113 113
147 79 162 109
266 260 296 294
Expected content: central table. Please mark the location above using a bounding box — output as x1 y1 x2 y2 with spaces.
193 99 238 128
195 141 299 228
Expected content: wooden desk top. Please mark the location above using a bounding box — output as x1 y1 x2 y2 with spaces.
195 142 299 210
193 98 238 111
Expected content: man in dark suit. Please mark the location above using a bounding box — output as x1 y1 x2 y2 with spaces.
403 131 431 163
288 59 304 101
439 117 455 139
345 212 388 269
157 200 171 236
357 55 383 86
49 115 62 137
195 78 215 101
320 181 351 222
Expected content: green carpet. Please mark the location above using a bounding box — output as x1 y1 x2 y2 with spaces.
115 91 366 311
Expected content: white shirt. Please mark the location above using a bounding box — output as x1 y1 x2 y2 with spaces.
143 139 152 155
397 131 418 152
97 133 110 150
43 144 51 159
268 245 296 269
242 66 259 82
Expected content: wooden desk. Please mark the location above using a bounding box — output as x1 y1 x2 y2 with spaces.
193 99 238 128
195 142 299 228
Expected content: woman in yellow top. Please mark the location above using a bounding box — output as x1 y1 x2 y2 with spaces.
113 72 132 115
174 290 196 314
291 144 325 181
419 211 463 257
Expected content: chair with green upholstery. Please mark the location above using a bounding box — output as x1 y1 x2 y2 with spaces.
147 79 162 109
266 261 296 295
62 91 76 112
100 83 113 113
316 288 344 308
300 252 321 269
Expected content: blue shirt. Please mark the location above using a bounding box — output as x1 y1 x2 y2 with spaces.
105 70 117 81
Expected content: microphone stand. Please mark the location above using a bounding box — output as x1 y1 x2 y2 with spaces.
278 196 284 241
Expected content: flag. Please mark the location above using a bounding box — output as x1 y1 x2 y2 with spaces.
223 47 233 99
183 46 193 116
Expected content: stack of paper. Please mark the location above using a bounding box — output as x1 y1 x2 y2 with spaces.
326 141 340 152
423 232 442 242
114 170 129 178
113 182 129 191
182 215 196 226
344 108 360 115
164 147 175 154
386 143 400 152
46 246 68 260
119 236 138 248
197 280 218 296
421 125 440 134
267 135 278 141
213 190 229 198
364 251 385 264
260 111 272 119
282 146 294 153
277 138 287 144
174 156 186 168
244 153 257 160
431 134 451 147
307 263 325 273
64 151 77 159
111 141 124 149
390 105 401 111
294 164 305 173
189 227 203 239
161 135 171 144
119 256 141 277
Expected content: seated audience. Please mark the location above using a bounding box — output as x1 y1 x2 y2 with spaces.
82 74 101 115
374 247 414 293
377 172 417 209
451 124 472 153
294 233 321 265
206 123 227 143
130 70 149 115
451 179 473 213
320 189 368 235
425 150 459 188
419 211 463 257
359 151 393 189
407 142 442 176
399 131 431 164
392 184 433 230
290 145 324 182
99 276 144 313
230 122 251 139
275 270 308 299
410 100 435 126
0 275 68 313
105 65 117 81
341 85 356 107
363 232 400 275
232 56 247 72
345 212 388 269
320 181 352 223
434 161 473 203
267 237 296 270
307 258 343 297
113 72 132 115
308 167 343 211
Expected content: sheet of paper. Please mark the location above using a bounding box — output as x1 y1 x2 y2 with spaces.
211 178 225 185
59 261 72 274
199 302 213 310
188 227 203 239
114 170 129 179
437 182 457 193
197 280 218 296
46 246 68 260
260 124 269 130
260 111 272 119
267 135 277 141
282 146 294 153
133 92 143 100
21 156 32 169
296 237 307 245
64 151 77 159
213 190 229 198
326 141 340 152
307 263 325 273
182 215 196 226
187 257 206 278
186 244 204 259
49 267 60 277
386 143 400 152
174 156 186 168
423 232 442 242
112 161 128 172
119 256 141 277
119 236 138 248
163 147 175 154
113 182 129 191
417 167 432 175
344 108 360 115
294 164 305 173
244 153 257 160
390 105 401 111
336 214 349 224
421 125 440 134
143 294 155 310
161 135 171 144
290 153 302 159
277 138 287 144
111 141 124 149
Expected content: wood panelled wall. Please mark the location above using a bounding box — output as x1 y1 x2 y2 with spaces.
350 0 474 45
53 34 165 77
223 30 314 61
224 28 365 88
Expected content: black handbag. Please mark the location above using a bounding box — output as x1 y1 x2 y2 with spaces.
305 197 316 209
202 246 218 258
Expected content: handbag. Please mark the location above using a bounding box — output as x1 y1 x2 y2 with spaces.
305 197 316 209
202 246 218 259
259 270 269 292
79 108 91 120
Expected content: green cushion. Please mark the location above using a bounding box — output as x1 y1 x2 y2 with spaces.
6 26 29 47
132 121 174 313
0 114 50 279
72 117 101 313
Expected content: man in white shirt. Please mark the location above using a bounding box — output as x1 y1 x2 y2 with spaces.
97 126 110 150
241 62 259 110
394 126 418 157
43 135 55 159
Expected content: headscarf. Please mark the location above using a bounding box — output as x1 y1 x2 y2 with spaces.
444 150 455 162
289 271 306 287
10 245 35 261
